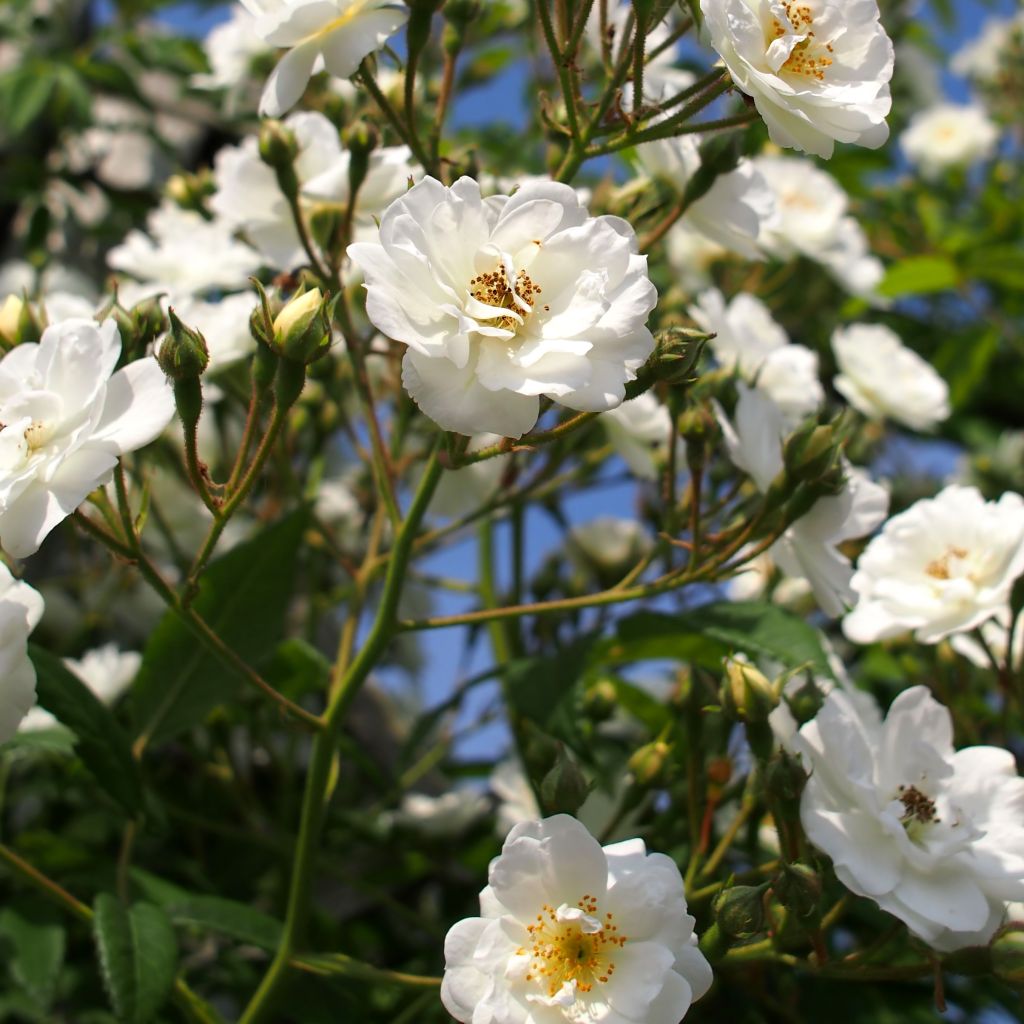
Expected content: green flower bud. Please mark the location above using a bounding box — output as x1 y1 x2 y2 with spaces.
771 863 822 922
166 170 214 212
583 678 618 723
538 744 591 816
158 308 210 381
782 420 844 489
764 750 808 813
343 119 379 203
722 658 778 725
654 326 709 387
259 120 301 201
992 925 1024 984
627 740 672 788
0 292 43 346
714 883 769 939
272 287 336 364
130 295 169 349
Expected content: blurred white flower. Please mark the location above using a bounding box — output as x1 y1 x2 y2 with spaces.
441 814 712 1024
832 323 950 431
952 12 1024 82
211 111 416 270
755 155 885 298
0 564 44 742
700 0 893 158
637 134 776 259
491 759 540 837
797 685 1024 950
717 384 889 616
690 289 823 428
429 434 509 519
664 224 727 295
601 392 671 481
568 517 653 582
950 609 1024 673
900 103 1000 179
844 485 1024 645
389 790 490 837
241 0 409 116
349 177 657 438
20 643 141 733
192 7 269 93
0 318 175 558
108 201 261 296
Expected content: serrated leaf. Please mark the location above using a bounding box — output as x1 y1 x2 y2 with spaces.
29 646 144 816
130 509 309 744
0 904 65 1011
92 895 177 1024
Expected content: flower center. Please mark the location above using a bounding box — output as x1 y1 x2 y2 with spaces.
770 3 834 81
924 545 969 581
469 262 547 334
522 898 628 1001
897 784 940 835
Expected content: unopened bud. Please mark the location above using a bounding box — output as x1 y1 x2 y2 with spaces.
272 287 334 364
722 658 778 725
764 750 808 811
131 295 169 349
166 170 214 212
539 744 591 815
772 863 822 922
343 119 379 201
714 884 769 939
992 926 1024 984
259 120 301 200
584 678 618 723
158 308 209 381
0 293 42 345
782 421 841 486
627 740 671 788
654 327 708 387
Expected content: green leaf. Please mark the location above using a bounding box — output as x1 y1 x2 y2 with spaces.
130 509 309 744
0 904 65 1011
877 256 960 298
610 602 835 678
92 895 177 1024
933 326 1000 409
165 895 283 951
0 64 57 136
29 646 144 817
962 246 1024 290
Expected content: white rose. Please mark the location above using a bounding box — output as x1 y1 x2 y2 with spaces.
797 686 1024 950
241 0 409 116
700 0 894 158
717 384 889 616
0 318 175 558
441 814 712 1023
832 323 950 431
348 177 657 438
900 103 1000 179
0 564 44 742
844 485 1024 645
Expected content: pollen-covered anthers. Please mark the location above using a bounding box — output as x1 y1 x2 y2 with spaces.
522 898 629 999
771 3 835 81
925 546 969 581
469 264 546 331
898 784 940 826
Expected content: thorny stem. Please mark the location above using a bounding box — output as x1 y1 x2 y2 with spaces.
538 0 582 140
357 65 433 171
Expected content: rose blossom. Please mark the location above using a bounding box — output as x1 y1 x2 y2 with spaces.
717 384 889 616
441 814 712 1023
0 318 175 558
844 485 1024 645
0 563 44 742
831 323 950 431
348 177 657 438
797 686 1024 950
700 0 894 158
900 103 1000 179
240 0 410 117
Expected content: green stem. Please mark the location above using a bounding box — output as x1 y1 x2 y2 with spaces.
237 445 444 1024
537 0 581 139
357 65 433 170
